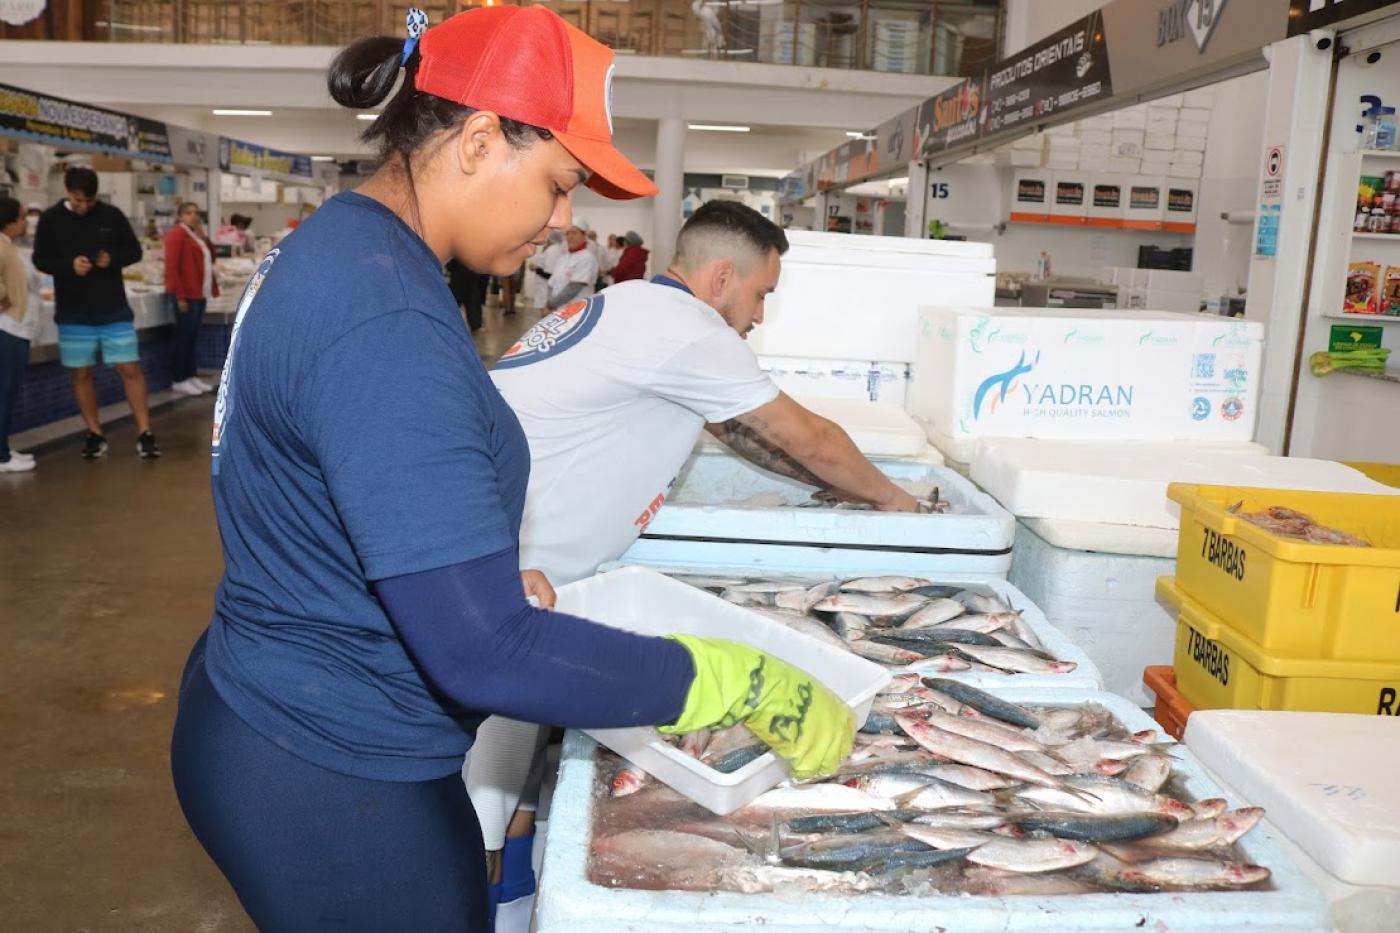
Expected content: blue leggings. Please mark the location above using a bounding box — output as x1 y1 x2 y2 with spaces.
170 634 488 932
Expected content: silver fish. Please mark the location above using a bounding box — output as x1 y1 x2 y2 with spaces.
920 707 1049 754
898 824 999 850
812 592 928 619
910 809 1008 831
846 635 924 666
744 783 897 813
904 653 975 674
840 575 932 594
1052 736 1171 771
1088 853 1271 891
894 780 995 812
1122 755 1173 792
610 763 649 797
929 611 1018 634
895 713 1077 793
921 679 1041 730
898 598 967 629
1192 798 1229 820
753 609 850 652
1001 810 1178 843
955 590 1011 614
1103 808 1265 856
965 837 1098 873
1016 749 1075 776
778 828 931 871
1007 776 1195 821
877 672 923 694
828 612 869 641
954 644 1076 674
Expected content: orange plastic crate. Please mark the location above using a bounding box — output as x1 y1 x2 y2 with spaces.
1143 665 1195 740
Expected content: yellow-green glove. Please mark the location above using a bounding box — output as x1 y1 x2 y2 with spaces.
659 634 855 780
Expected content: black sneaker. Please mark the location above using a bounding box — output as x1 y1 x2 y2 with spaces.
137 431 161 459
81 432 108 460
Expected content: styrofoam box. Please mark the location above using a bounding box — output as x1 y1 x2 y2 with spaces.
1145 133 1176 150
628 457 1014 576
1140 160 1173 177
1077 114 1115 131
1175 134 1208 152
1147 102 1180 117
1113 106 1148 129
605 558 1102 692
1170 163 1204 179
1174 149 1205 166
756 355 909 406
556 567 891 815
969 438 1396 530
1079 143 1112 161
908 308 1265 449
1145 117 1178 137
1111 128 1145 147
1009 519 1178 703
1010 149 1045 168
1186 710 1400 889
1178 107 1212 125
1075 128 1111 146
537 688 1332 932
1177 122 1209 141
1011 132 1045 151
1047 156 1080 171
746 230 996 365
1106 156 1141 173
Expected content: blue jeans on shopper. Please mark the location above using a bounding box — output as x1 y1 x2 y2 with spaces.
0 330 30 461
169 296 207 383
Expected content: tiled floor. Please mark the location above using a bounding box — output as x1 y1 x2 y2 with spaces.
0 301 537 930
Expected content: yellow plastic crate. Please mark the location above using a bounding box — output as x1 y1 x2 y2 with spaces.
1167 483 1400 662
1344 461 1400 489
1160 577 1400 716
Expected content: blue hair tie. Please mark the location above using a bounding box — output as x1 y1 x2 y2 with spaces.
402 7 428 66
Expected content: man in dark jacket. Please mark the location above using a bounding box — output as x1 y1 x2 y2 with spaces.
32 167 159 459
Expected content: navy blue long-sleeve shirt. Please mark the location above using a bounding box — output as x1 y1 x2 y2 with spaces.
203 192 692 781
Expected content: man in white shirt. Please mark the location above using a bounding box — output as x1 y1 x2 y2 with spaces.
468 200 920 904
526 231 564 309
543 221 599 311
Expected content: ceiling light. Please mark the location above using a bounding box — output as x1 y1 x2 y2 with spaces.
846 131 875 139
357 113 379 121
311 156 335 162
688 124 750 133
212 109 272 116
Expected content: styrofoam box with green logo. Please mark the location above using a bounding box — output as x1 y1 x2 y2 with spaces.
909 307 1263 461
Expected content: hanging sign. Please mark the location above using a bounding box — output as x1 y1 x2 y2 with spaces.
1288 0 1400 34
219 137 314 180
0 0 45 26
982 12 1112 141
0 81 172 162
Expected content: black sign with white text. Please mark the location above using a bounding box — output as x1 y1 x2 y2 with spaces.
983 12 1113 140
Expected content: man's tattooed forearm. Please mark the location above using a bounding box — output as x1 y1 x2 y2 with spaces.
718 418 827 488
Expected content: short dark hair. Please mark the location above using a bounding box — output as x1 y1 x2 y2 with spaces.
0 196 21 228
675 200 788 272
64 167 99 197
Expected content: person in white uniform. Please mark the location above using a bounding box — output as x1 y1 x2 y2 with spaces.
468 200 921 905
526 230 564 309
543 221 598 311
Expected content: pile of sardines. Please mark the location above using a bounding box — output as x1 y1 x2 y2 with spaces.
590 678 1270 897
799 487 952 514
673 573 1076 674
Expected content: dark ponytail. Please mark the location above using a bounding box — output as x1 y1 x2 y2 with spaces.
327 35 552 168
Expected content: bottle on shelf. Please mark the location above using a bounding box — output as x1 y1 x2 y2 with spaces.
1378 107 1399 151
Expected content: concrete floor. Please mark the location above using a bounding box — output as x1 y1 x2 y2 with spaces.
0 302 537 931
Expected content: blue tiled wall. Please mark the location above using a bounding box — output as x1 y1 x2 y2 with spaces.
11 334 175 435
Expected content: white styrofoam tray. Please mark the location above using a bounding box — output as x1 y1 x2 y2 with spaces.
642 456 1014 553
971 438 1396 530
1185 709 1400 889
601 559 1102 692
1008 520 1175 705
555 567 891 816
695 396 928 460
536 687 1332 932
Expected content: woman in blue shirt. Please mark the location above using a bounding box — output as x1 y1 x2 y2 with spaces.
169 7 854 931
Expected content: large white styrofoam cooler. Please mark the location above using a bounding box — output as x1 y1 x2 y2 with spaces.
985 440 1399 703
1186 710 1400 932
746 230 995 365
695 395 936 461
602 558 1102 692
756 355 911 406
908 307 1264 463
626 455 1014 576
535 689 1331 932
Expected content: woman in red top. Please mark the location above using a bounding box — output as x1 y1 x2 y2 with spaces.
163 202 220 397
609 229 649 281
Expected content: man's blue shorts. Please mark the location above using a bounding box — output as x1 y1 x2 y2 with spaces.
57 322 140 368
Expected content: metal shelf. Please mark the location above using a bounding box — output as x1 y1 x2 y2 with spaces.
1361 149 1400 159
1352 231 1400 239
1321 312 1400 323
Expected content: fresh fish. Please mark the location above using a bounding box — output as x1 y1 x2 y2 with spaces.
812 592 928 619
990 630 1041 651
963 865 1099 896
928 611 1018 635
753 609 851 652
859 709 900 734
907 584 963 599
1087 853 1271 891
954 590 1010 614
744 783 897 813
591 830 754 891
897 824 999 850
910 809 1008 831
918 763 1018 792
1001 811 1178 843
844 772 946 799
895 713 1080 793
610 763 649 797
965 837 1098 873
1016 749 1074 776
1007 612 1044 650
711 744 767 774
1103 808 1265 856
1051 736 1172 770
868 846 975 873
846 634 926 666
801 580 841 612
1006 776 1195 821
720 589 776 607
1192 798 1229 820
904 654 974 674
874 627 1002 647
783 809 923 835
1123 755 1173 792
877 672 923 694
840 575 932 594
894 780 996 812
671 574 749 590
919 707 1049 754
778 828 932 871
721 581 805 607
898 599 967 629
904 686 965 716
828 612 869 641
701 724 759 762
954 644 1076 674
678 729 711 759
1091 758 1132 777
920 679 1041 730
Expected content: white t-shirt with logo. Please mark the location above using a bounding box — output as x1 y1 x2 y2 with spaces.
491 278 779 585
547 248 599 306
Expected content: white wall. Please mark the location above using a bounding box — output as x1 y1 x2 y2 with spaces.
1193 72 1271 297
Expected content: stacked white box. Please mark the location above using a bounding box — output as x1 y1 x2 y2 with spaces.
1107 156 1141 173
746 230 995 364
1113 105 1147 128
908 307 1265 453
1011 132 1045 151
1009 149 1045 167
1176 134 1208 152
755 355 910 405
1075 128 1111 146
1178 107 1212 126
1112 129 1145 157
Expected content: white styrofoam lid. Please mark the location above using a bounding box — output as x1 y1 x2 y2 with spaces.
1185 710 1400 888
696 396 928 459
784 229 993 259
1020 516 1180 558
972 439 1397 529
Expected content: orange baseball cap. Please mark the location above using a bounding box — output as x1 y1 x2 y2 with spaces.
415 6 656 200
